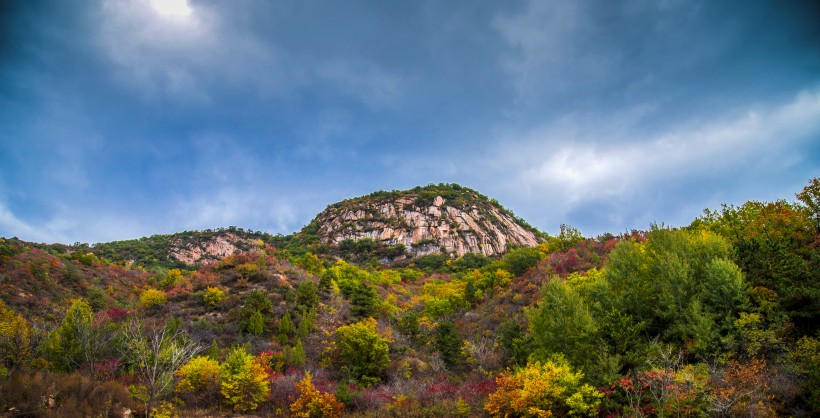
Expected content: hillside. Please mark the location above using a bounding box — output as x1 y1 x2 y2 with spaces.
0 179 817 418
304 184 544 261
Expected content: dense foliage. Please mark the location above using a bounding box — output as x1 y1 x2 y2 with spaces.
0 178 816 417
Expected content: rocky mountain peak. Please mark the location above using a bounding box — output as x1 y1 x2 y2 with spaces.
307 184 542 259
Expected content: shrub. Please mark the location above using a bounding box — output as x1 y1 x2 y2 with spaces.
140 287 167 308
176 355 221 393
485 357 602 417
203 286 225 308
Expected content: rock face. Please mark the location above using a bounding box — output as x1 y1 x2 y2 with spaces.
169 232 244 265
310 186 542 259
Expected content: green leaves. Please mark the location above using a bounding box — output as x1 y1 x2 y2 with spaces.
334 318 390 385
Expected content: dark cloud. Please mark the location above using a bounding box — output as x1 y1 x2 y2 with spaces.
0 0 817 243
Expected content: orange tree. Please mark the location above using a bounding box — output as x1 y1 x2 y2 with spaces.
290 371 344 418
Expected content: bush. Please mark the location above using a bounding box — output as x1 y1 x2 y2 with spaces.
485 357 602 417
203 286 225 308
0 370 132 417
176 355 220 393
140 287 167 308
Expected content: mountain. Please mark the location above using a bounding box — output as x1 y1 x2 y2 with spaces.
74 184 544 267
304 183 544 260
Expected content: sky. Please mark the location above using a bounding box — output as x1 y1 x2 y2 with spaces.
1 0 819 244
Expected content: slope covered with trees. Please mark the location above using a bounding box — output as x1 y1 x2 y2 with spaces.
0 179 817 417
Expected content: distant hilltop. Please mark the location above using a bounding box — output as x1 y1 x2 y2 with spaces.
304 184 544 261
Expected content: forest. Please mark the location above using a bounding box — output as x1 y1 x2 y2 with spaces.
0 178 817 417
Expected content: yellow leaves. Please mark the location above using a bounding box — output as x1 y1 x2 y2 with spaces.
175 356 220 393
220 347 271 412
139 287 167 308
485 360 602 417
202 286 225 308
0 300 33 369
290 372 344 418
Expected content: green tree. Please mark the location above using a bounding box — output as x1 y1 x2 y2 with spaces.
46 299 94 372
348 282 380 319
285 339 307 368
528 279 598 371
691 185 818 335
247 310 265 335
497 321 531 367
434 321 465 370
335 318 390 385
593 228 746 356
502 246 544 277
278 311 294 344
296 281 320 310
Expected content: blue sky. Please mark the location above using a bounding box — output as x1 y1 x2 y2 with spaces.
1 0 818 244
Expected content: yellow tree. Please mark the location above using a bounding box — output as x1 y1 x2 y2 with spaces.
220 346 270 412
0 300 32 373
485 357 602 417
290 372 344 418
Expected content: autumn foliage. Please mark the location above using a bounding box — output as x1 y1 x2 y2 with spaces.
485 357 602 417
290 371 344 418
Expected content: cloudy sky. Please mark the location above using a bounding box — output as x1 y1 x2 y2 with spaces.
1 0 818 244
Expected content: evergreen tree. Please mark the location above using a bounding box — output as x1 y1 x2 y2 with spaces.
435 321 465 370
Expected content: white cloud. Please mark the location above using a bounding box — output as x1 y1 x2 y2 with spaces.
502 88 820 217
171 187 299 234
96 0 406 108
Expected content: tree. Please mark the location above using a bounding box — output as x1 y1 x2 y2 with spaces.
119 317 201 417
296 281 320 310
290 371 344 418
0 300 32 373
335 318 390 385
485 356 602 417
594 228 745 355
348 282 380 319
175 355 220 398
502 246 544 277
219 346 270 412
46 299 94 372
434 321 465 370
528 279 598 371
278 311 294 344
247 310 265 335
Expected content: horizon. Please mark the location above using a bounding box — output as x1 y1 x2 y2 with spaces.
2 0 819 244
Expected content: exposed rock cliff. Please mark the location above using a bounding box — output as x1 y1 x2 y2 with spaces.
308 184 542 259
89 228 268 267
168 232 245 265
